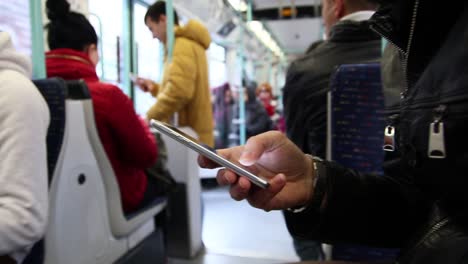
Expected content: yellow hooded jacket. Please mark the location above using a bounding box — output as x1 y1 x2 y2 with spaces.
147 20 214 146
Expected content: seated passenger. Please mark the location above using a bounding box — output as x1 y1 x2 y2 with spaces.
44 0 161 213
0 32 49 263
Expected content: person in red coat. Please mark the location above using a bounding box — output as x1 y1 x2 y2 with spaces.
256 83 276 117
44 0 159 213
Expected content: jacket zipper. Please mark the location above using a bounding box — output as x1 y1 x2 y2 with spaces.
404 93 468 110
370 0 420 101
400 0 420 100
399 218 450 263
383 114 399 152
428 105 447 159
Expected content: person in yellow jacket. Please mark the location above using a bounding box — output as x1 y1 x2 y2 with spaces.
136 1 214 147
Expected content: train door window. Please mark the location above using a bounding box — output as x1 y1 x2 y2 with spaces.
133 2 163 116
208 42 227 88
0 0 32 56
88 1 123 87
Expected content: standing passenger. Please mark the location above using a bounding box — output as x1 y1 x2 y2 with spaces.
0 32 49 264
281 0 381 260
44 0 162 214
135 1 214 147
283 0 380 158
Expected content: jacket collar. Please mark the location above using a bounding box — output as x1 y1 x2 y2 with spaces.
369 1 466 87
328 20 380 43
45 49 99 83
340 11 375 22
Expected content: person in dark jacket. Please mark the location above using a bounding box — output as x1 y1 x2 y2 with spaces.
213 83 234 148
283 0 380 158
245 86 273 139
283 0 381 259
199 1 468 263
45 0 161 214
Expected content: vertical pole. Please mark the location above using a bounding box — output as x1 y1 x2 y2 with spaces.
122 0 133 97
89 13 106 80
278 62 285 111
165 0 175 62
238 30 246 145
267 52 272 84
238 0 253 145
247 0 253 22
29 0 46 79
159 44 164 81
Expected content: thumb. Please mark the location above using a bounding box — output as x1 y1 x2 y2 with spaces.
239 131 284 166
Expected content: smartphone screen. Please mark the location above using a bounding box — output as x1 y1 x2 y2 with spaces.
150 119 269 189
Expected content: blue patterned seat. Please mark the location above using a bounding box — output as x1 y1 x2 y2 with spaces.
32 78 67 182
22 78 67 264
328 64 399 261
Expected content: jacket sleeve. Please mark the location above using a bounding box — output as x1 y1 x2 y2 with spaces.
108 86 157 168
0 72 49 256
284 159 431 248
147 38 196 121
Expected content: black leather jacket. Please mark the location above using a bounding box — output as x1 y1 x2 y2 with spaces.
285 1 468 263
283 19 381 157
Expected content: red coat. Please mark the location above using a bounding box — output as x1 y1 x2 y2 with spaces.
46 49 157 213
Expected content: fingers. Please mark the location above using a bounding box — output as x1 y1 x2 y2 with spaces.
248 174 286 211
218 171 287 211
197 155 220 169
216 169 239 187
239 131 286 166
230 176 251 201
135 78 150 92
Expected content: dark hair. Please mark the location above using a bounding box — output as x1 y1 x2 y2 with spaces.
145 1 179 26
45 0 98 51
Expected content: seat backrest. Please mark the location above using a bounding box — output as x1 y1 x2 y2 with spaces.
23 78 67 264
327 64 399 261
81 84 166 238
44 80 129 264
328 63 385 174
32 78 67 182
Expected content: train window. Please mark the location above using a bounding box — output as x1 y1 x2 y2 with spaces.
0 0 32 56
133 2 163 116
208 42 227 88
89 1 123 85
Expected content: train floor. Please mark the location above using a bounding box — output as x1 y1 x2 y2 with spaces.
168 184 300 264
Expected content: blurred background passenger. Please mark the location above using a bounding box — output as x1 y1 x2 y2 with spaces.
44 0 162 214
256 82 276 117
213 82 234 149
245 85 273 139
283 0 380 159
0 32 49 264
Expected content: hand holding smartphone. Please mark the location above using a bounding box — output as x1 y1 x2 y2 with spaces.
150 119 269 189
129 72 139 83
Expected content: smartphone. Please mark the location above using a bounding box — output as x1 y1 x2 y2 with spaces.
129 72 138 83
150 119 270 189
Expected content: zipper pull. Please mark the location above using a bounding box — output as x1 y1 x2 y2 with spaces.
383 125 395 152
383 114 399 152
400 89 408 100
428 105 447 159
